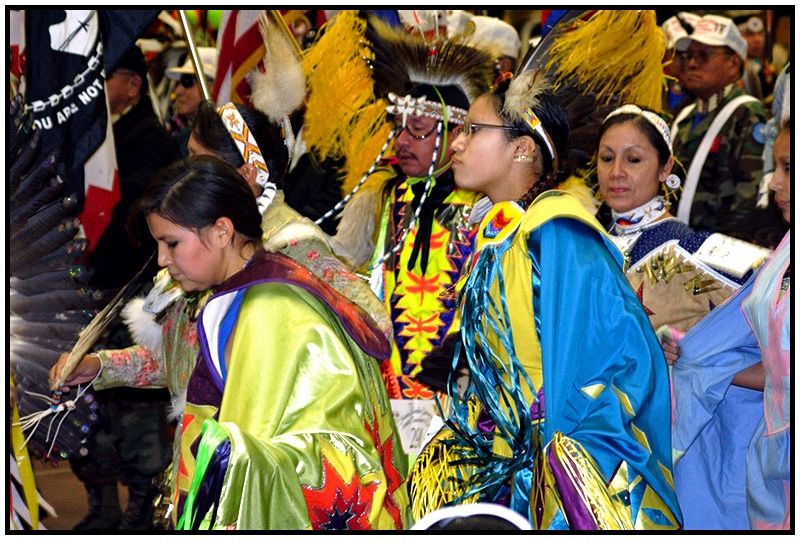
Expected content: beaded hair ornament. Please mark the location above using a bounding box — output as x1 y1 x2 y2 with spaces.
502 70 559 174
217 102 277 214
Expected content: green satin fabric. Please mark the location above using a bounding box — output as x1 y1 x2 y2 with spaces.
188 282 410 529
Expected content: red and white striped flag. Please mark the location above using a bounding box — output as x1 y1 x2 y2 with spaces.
212 10 266 106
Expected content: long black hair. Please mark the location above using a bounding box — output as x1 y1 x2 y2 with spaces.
136 155 262 246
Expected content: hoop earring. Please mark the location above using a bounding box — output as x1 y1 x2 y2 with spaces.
513 154 534 163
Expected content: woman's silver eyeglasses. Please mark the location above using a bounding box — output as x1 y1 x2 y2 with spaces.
463 122 519 137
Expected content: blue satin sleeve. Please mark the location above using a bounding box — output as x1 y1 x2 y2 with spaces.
528 216 680 520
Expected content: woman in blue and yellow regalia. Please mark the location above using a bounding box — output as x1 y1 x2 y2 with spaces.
408 71 682 530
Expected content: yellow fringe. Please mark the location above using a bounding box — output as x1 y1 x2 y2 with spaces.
302 11 375 163
546 10 666 112
547 432 633 529
407 398 482 523
558 175 601 215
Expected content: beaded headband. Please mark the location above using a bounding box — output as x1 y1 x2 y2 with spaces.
386 92 467 126
217 102 277 213
603 104 673 155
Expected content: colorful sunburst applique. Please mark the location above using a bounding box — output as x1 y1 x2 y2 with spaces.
303 456 378 530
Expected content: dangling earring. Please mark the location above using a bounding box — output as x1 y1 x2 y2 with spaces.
513 154 534 163
662 173 682 205
665 174 681 190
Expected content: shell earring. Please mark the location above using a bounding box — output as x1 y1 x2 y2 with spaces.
662 173 682 205
665 174 681 190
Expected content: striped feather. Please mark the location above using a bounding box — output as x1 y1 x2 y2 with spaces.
11 239 90 280
10 218 81 268
10 128 42 189
10 195 80 252
10 288 105 316
10 175 65 235
10 267 94 296
10 149 60 213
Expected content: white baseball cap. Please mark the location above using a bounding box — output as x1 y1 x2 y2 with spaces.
662 12 701 50
397 10 447 37
675 14 748 62
446 9 474 38
166 46 217 82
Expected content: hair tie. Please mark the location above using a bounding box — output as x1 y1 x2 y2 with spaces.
493 71 514 91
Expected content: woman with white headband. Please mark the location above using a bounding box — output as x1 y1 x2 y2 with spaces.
597 104 771 334
409 71 681 530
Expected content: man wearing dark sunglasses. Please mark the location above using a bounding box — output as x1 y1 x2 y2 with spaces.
165 46 218 156
670 14 772 245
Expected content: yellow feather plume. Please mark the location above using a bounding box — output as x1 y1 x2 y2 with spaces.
546 10 666 112
302 11 374 163
340 101 393 196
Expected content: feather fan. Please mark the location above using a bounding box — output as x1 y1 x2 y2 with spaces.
9 94 103 461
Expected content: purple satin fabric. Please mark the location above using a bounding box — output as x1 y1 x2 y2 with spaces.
547 450 598 530
476 387 546 433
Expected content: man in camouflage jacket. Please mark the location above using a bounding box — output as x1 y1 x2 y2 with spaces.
670 14 769 237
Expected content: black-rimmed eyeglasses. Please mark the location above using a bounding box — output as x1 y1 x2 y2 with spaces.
393 120 438 140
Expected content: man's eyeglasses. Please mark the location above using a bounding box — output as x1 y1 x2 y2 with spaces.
678 49 732 65
393 120 438 140
178 74 196 89
463 122 519 137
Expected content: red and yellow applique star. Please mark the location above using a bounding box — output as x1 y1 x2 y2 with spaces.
303 456 378 530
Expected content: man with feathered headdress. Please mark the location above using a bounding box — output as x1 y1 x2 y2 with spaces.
333 16 497 414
